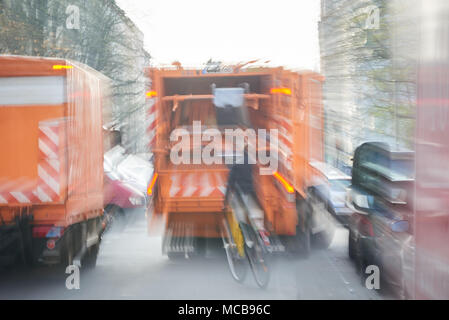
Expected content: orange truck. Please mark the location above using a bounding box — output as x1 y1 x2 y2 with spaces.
147 64 330 258
0 56 109 267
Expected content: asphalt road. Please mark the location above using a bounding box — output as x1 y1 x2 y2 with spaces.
0 209 389 300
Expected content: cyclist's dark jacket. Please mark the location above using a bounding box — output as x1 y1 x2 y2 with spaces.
227 151 254 195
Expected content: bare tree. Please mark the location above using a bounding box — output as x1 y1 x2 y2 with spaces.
0 0 151 153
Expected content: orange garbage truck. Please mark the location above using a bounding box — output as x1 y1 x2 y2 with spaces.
147 64 329 258
0 56 109 267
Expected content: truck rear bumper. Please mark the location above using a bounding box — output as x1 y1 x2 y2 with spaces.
165 211 224 238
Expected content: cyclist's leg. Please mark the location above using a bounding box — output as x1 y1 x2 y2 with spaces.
228 188 247 224
238 191 263 229
239 191 273 248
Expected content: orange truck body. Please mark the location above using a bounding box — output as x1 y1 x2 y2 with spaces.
0 56 108 265
147 66 324 250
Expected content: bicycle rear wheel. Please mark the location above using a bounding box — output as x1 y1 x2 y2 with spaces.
243 224 270 289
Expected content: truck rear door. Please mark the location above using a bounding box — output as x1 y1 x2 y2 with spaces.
0 75 67 211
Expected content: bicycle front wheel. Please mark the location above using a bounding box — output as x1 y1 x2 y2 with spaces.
243 224 270 289
222 216 248 283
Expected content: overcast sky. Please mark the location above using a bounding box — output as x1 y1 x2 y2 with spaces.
116 0 321 70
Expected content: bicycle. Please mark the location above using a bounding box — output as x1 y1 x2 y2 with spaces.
221 188 271 289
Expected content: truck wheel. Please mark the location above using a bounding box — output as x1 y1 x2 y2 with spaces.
19 216 34 266
301 223 311 258
83 243 99 269
312 227 335 250
167 252 185 260
299 200 312 258
286 199 311 259
63 232 74 267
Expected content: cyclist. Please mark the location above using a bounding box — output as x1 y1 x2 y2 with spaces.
224 146 270 247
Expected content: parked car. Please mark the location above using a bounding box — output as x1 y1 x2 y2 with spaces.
346 142 414 299
103 145 154 230
309 161 353 227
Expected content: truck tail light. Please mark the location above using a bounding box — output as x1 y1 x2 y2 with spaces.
52 65 72 70
146 91 157 98
270 87 292 95
147 173 158 196
46 239 56 250
273 171 295 194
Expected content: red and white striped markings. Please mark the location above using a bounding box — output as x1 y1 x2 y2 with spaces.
147 102 157 149
272 115 293 172
168 171 227 198
0 177 39 204
37 120 64 203
0 120 65 205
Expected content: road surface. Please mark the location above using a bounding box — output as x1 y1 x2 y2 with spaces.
0 209 389 300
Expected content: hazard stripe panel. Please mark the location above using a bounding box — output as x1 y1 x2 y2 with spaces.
167 171 227 198
147 101 157 148
0 120 66 205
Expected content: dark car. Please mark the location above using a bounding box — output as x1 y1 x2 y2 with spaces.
347 142 414 299
309 161 353 227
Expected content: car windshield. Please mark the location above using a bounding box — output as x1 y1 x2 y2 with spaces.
116 155 154 190
361 156 414 182
390 159 414 180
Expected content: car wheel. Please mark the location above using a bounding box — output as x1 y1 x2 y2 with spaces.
348 229 356 260
355 237 369 286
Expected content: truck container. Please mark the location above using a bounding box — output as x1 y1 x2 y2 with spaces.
0 56 109 267
147 65 330 257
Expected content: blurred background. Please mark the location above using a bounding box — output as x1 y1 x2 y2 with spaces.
0 0 448 300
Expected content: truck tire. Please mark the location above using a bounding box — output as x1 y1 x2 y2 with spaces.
299 199 312 258
63 231 74 267
18 215 34 266
83 242 99 269
301 222 311 258
312 227 335 250
167 251 185 260
286 199 311 259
